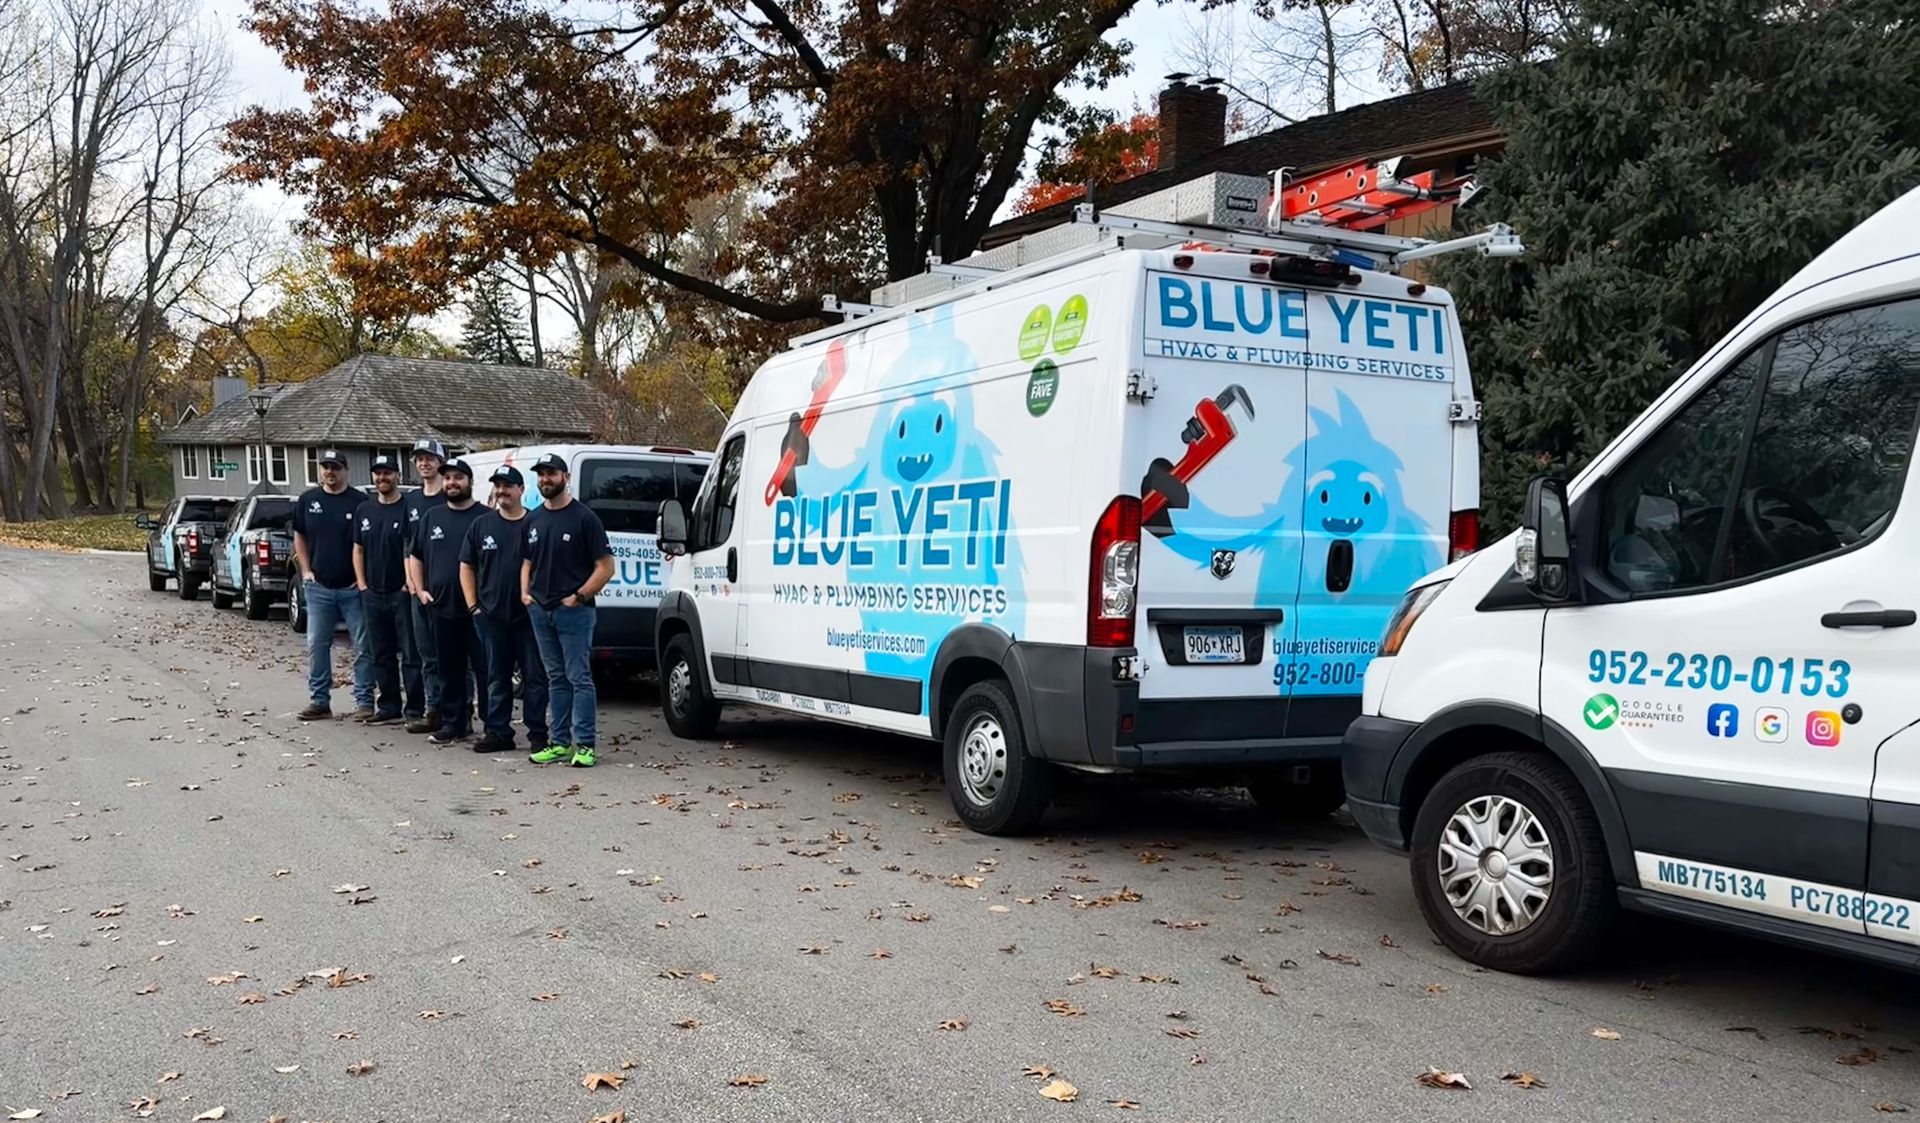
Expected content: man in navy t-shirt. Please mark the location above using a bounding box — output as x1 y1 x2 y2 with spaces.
402 438 450 733
409 459 487 743
352 454 416 723
521 453 614 767
460 465 547 754
292 448 370 720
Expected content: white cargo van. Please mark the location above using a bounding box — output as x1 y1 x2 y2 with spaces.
655 207 1496 834
464 443 710 669
1345 186 1920 974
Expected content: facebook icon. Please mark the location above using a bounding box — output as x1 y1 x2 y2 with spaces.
1707 703 1740 739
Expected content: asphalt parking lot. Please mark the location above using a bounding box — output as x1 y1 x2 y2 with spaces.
2 543 1917 1121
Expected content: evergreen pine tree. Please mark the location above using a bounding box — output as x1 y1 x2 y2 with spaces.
1433 0 1920 531
459 271 532 366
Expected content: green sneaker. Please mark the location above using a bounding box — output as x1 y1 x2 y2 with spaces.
529 743 572 764
569 745 598 768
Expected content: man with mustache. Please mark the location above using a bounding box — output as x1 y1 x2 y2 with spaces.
522 453 614 767
352 453 414 724
408 458 487 744
460 464 548 754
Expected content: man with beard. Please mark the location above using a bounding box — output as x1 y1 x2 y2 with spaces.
403 438 450 734
522 453 614 767
460 465 548 754
352 454 415 724
293 449 371 721
408 458 487 744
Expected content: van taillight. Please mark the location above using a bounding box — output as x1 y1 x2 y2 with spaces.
256 539 271 566
1088 496 1142 648
1448 509 1480 562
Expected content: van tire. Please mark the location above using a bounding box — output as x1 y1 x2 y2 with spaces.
944 680 1051 836
1408 751 1616 975
660 634 719 739
1246 763 1346 820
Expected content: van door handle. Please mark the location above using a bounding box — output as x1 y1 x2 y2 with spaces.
1325 540 1353 593
1821 609 1916 629
726 547 738 584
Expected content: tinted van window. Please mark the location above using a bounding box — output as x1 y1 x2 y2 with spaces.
251 498 297 531
181 499 237 523
580 458 678 534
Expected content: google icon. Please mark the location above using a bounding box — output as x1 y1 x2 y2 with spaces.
1754 707 1788 744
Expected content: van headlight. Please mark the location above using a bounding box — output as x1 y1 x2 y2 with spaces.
1380 581 1449 657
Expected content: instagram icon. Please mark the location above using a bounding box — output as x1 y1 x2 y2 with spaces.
1806 711 1842 747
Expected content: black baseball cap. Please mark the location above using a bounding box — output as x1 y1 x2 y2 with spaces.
531 453 568 474
411 438 447 463
370 454 400 473
318 448 347 467
442 458 473 479
490 465 525 487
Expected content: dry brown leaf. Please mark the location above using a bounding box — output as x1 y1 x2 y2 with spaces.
1874 1102 1909 1114
1090 963 1120 979
674 1018 700 1030
1038 1079 1079 1103
531 993 560 1002
158 1072 182 1083
128 1099 159 1117
870 948 893 959
938 1018 969 1031
582 1072 625 1091
1022 1064 1055 1080
798 945 828 955
1415 1067 1472 1090
1426 983 1447 995
1316 950 1360 966
1838 1047 1883 1067
697 972 719 984
134 983 158 995
904 912 931 923
332 1030 358 1040
273 1065 300 1074
1042 999 1086 1018
192 1110 227 1122
728 1074 768 1087
326 969 372 988
1109 1099 1141 1110
346 1060 376 1076
204 971 247 986
1591 1028 1622 1041
245 916 264 924
238 992 266 1005
419 1010 448 1020
1379 933 1399 948
1501 1071 1546 1089
1165 1026 1201 1040
1138 851 1165 864
8 1112 44 1121
1135 973 1176 984
590 1113 627 1123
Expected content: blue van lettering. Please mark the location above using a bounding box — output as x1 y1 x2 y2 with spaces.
773 500 796 564
1278 289 1308 339
776 479 1013 573
890 487 923 566
1364 300 1393 347
1326 295 1362 343
1397 304 1427 352
850 491 877 566
1199 282 1234 332
1157 276 1197 328
957 480 997 565
1234 285 1272 334
818 492 848 566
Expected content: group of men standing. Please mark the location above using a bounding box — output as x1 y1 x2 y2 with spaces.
290 439 616 767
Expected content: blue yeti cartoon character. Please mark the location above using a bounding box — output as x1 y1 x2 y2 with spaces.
783 305 1024 711
1144 388 1437 605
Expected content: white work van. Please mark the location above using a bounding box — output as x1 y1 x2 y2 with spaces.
655 204 1493 833
464 443 710 668
1344 185 1920 974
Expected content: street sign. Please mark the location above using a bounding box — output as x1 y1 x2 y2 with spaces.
212 461 240 473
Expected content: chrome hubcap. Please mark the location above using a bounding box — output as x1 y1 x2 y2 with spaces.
667 660 692 712
957 714 1007 807
1437 794 1555 936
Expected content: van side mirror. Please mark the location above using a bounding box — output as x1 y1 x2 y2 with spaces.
134 513 154 530
658 499 690 557
1517 477 1573 601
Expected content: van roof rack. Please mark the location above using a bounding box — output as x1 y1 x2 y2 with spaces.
793 158 1521 349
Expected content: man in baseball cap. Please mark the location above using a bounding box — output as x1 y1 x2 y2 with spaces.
353 454 416 724
293 448 371 720
459 464 548 753
522 452 614 767
402 437 450 734
409 458 487 743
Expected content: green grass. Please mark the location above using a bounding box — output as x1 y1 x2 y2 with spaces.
0 512 150 553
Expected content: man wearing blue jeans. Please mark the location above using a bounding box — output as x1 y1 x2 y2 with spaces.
293 448 371 720
521 453 614 767
403 439 449 734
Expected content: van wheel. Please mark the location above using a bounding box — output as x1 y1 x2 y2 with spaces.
1246 763 1346 820
944 680 1051 836
1408 751 1616 975
660 634 719 739
148 569 168 592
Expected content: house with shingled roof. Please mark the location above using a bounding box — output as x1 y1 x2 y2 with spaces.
159 355 632 498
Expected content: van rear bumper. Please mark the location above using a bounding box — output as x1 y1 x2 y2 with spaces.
1007 641 1348 771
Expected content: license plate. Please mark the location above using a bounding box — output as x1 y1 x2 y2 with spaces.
1182 626 1244 664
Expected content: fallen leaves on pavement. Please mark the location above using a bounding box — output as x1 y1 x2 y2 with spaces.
1591 1028 1622 1041
1042 999 1085 1018
937 1018 969 1032
1501 1071 1546 1089
728 1074 768 1087
590 1113 627 1123
191 1110 226 1122
1838 1047 1882 1066
1316 950 1360 966
1021 1065 1054 1080
1109 1099 1141 1110
346 1060 376 1076
582 1072 625 1091
1415 1067 1472 1090
1038 1079 1078 1103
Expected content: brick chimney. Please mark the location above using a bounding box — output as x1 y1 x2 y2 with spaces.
1158 80 1228 172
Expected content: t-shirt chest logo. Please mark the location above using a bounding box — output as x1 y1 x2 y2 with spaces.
563 533 572 542
409 508 420 522
528 528 539 543
308 500 322 513
481 535 498 551
359 517 371 531
430 526 445 541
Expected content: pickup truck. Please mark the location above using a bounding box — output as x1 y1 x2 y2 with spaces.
209 494 295 620
137 496 237 599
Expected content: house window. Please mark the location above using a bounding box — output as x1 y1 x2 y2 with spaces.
246 444 264 485
181 446 199 479
269 446 290 486
209 446 230 481
304 447 319 486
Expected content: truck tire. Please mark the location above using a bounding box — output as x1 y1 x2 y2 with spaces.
288 580 307 634
178 573 200 601
659 634 719 739
1408 751 1617 975
1246 763 1347 820
243 569 269 620
211 581 235 609
148 569 168 592
943 679 1051 836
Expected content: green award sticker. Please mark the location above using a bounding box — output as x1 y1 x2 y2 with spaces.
1052 293 1088 354
1019 305 1053 361
1026 359 1060 417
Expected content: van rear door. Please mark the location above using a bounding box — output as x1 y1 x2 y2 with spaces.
1133 267 1309 742
1286 285 1454 738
